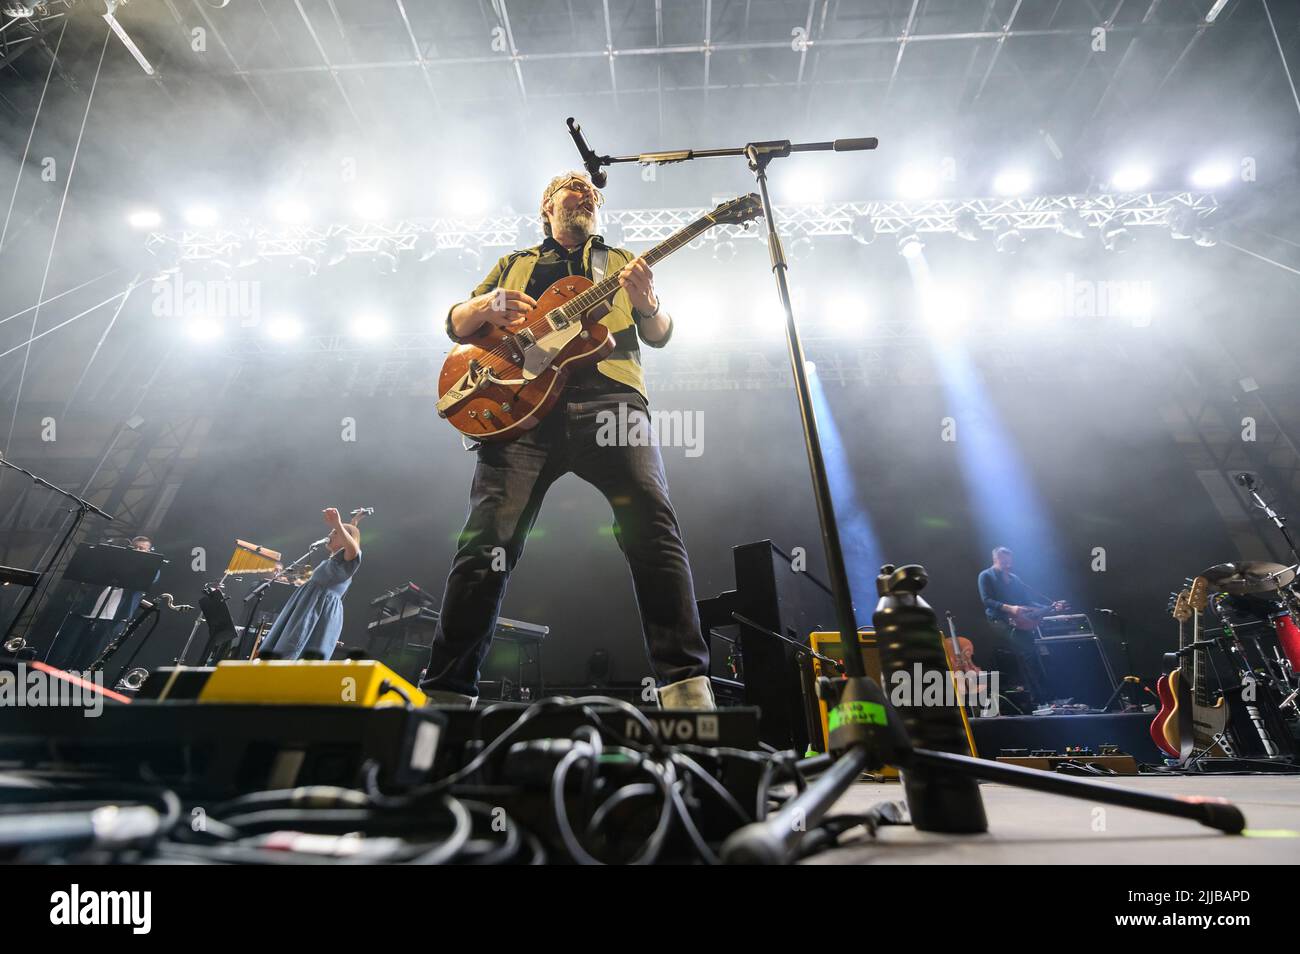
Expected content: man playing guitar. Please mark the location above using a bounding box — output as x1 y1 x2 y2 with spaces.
420 170 712 710
977 546 1067 705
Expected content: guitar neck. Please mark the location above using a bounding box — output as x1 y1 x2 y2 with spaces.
1191 610 1208 707
560 214 717 319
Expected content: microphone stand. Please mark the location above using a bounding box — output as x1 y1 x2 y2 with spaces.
0 453 114 643
571 118 876 674
1239 475 1300 569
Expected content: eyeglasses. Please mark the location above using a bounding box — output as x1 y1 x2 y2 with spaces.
546 176 605 207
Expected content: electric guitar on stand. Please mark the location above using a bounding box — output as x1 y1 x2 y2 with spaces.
435 194 763 441
1151 588 1193 759
1185 576 1234 758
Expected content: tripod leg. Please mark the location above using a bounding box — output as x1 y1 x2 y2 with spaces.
910 748 1244 833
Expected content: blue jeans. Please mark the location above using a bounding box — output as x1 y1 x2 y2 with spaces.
422 390 708 697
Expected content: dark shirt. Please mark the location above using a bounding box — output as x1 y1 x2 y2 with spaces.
977 567 1047 622
526 236 636 394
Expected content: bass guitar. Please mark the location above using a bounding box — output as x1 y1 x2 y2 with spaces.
435 194 763 441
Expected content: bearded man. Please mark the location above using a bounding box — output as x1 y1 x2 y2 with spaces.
420 171 712 710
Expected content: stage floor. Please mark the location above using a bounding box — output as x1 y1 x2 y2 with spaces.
808 774 1300 864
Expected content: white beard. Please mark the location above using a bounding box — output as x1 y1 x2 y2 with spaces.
553 207 596 239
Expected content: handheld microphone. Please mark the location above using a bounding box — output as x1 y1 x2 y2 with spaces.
566 117 607 188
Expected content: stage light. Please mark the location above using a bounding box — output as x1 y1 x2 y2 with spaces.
790 236 815 262
1110 165 1151 191
1193 226 1218 248
1057 208 1087 239
349 314 390 340
127 209 162 229
896 227 924 258
1190 162 1234 189
413 232 440 263
324 234 349 267
266 315 302 341
1101 222 1134 252
352 190 388 221
850 215 876 245
273 196 311 224
1169 207 1198 240
235 237 262 268
292 254 320 277
185 316 223 342
953 211 981 242
804 360 816 375
994 227 1025 254
183 205 219 228
897 165 939 199
373 247 399 276
993 169 1032 196
712 239 736 263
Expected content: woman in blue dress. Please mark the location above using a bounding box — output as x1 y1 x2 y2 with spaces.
258 508 361 661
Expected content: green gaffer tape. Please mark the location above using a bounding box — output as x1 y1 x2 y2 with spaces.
828 700 887 731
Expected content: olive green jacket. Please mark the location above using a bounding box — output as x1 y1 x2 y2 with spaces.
445 235 672 399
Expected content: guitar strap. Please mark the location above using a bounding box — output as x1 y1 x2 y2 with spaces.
590 245 608 285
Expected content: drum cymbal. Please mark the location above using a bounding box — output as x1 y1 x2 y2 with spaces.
1200 561 1297 595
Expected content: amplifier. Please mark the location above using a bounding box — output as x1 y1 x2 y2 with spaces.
1038 613 1095 638
806 630 978 769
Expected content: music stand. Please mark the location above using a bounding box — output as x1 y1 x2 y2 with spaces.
42 544 164 664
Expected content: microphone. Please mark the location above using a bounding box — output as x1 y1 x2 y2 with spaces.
349 507 375 518
832 137 879 152
1235 472 1257 490
566 117 607 188
310 536 330 548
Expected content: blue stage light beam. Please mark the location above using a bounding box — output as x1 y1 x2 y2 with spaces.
805 360 883 617
905 253 1067 589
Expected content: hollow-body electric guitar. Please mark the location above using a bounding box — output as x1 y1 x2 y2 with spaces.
436 194 763 441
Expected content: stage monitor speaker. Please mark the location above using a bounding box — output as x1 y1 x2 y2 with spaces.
1037 635 1117 707
697 540 838 752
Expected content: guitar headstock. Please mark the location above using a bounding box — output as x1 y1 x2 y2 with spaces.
1188 576 1209 613
708 193 763 227
1172 589 1192 622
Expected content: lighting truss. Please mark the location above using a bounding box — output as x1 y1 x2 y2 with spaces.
147 192 1219 262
